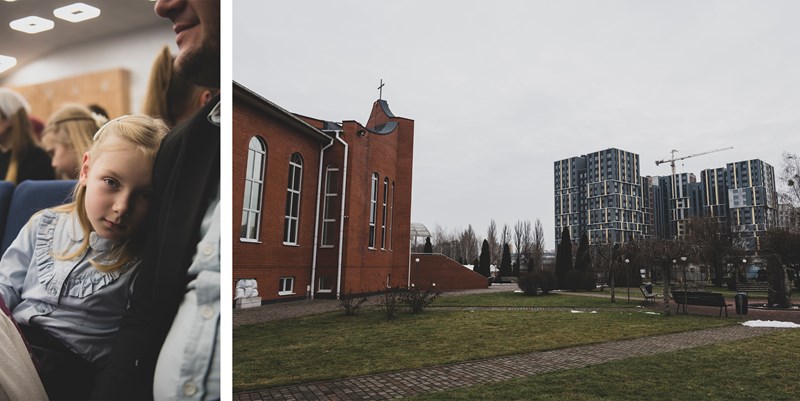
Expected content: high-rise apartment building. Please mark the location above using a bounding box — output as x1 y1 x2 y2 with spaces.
726 159 778 251
555 151 778 253
554 148 644 246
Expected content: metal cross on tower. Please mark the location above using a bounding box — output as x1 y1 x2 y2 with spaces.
377 79 385 100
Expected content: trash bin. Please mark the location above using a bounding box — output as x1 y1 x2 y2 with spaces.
735 292 748 316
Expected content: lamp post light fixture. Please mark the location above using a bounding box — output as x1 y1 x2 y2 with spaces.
680 256 688 314
625 259 631 302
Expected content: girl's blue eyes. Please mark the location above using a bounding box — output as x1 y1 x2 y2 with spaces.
101 178 151 200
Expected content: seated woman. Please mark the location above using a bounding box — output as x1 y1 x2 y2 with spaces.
41 104 105 180
0 89 54 183
0 114 168 400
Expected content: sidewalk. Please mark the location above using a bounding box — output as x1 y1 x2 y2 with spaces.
234 324 782 401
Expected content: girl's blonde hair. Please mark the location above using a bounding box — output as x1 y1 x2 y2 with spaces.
0 88 37 184
142 45 208 127
54 114 169 272
42 104 102 177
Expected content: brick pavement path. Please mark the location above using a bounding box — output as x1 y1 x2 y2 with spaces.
234 324 784 401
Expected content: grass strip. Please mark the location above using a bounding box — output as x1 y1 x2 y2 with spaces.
233 307 735 392
408 328 800 401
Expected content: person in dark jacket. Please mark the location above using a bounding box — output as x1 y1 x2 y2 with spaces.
91 0 220 399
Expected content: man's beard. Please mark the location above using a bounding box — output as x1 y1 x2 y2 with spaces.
175 41 220 88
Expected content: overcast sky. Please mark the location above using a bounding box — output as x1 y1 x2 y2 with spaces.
233 1 800 249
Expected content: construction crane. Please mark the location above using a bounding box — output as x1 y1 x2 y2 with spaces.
655 146 733 238
655 146 734 177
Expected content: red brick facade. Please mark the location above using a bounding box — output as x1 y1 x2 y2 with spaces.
233 83 415 302
410 254 489 292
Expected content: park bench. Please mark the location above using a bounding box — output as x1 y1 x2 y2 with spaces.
640 285 655 305
671 290 731 317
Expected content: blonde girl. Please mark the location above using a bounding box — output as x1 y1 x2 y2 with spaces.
41 103 106 180
0 88 54 183
0 114 168 400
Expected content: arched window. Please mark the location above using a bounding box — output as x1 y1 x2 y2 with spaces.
284 153 303 244
240 136 266 241
368 172 378 249
381 177 388 249
321 164 339 247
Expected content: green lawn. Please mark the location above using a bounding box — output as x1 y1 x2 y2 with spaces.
233 299 735 392
407 328 800 401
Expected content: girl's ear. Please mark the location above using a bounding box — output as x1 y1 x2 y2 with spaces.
78 152 91 185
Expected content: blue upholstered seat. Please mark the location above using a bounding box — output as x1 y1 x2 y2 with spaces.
0 180 76 256
0 181 15 250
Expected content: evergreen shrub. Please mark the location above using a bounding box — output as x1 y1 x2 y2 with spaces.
517 270 556 296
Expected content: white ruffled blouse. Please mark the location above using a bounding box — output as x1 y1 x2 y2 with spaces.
0 209 138 365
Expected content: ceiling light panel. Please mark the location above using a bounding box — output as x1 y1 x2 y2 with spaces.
0 55 18 74
9 16 55 34
53 3 101 23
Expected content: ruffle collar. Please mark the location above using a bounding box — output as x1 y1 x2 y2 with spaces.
35 210 137 299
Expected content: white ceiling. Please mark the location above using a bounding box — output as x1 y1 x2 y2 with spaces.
1 0 165 78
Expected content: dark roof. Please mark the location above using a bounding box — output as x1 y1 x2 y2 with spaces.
377 99 395 118
233 81 331 142
368 122 398 135
321 121 342 131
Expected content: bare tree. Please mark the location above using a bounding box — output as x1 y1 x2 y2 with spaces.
513 220 529 276
635 238 694 316
458 225 479 264
778 152 800 231
591 242 625 303
501 224 511 249
779 152 800 207
528 219 545 271
487 219 501 267
431 224 453 257
684 216 736 287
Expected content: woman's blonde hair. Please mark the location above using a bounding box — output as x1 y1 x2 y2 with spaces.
142 45 208 127
54 114 169 272
0 88 37 184
42 104 102 177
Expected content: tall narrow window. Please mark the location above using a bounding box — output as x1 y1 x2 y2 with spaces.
321 164 339 247
240 137 266 241
381 177 388 249
368 172 378 249
389 181 395 250
284 153 303 244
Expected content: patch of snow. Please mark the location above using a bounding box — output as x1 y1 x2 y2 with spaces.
741 320 800 328
644 312 660 315
571 310 584 313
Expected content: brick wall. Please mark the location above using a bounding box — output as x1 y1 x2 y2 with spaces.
410 254 489 292
232 95 324 302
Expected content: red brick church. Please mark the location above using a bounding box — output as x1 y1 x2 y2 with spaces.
232 81 486 304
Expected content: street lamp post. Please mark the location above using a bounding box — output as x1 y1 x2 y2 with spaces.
625 258 630 302
681 256 688 314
